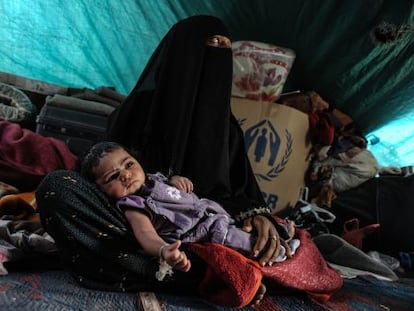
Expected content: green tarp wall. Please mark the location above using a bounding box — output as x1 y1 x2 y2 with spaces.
1 0 413 165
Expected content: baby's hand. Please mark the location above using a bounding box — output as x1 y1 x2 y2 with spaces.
169 175 193 193
161 240 191 272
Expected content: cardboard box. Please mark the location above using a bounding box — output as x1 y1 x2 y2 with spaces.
231 97 311 213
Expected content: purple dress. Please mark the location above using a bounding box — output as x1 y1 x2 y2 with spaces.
117 173 255 254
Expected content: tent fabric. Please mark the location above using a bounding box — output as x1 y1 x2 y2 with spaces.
1 1 413 134
367 114 414 167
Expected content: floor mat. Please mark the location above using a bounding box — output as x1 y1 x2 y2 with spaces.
0 270 138 310
1 270 414 310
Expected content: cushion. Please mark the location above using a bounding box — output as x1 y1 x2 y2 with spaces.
0 82 36 122
232 41 295 102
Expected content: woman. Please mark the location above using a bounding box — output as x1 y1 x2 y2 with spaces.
107 15 288 266
36 15 285 306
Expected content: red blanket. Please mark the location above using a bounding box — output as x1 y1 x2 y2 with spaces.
262 229 342 301
189 228 343 308
0 121 78 190
189 242 263 307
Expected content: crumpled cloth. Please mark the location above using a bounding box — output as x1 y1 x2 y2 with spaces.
188 226 343 307
0 219 57 275
0 120 78 190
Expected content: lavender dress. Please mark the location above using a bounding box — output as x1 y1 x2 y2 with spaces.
117 173 255 254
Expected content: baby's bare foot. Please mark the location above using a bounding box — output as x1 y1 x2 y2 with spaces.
251 283 266 306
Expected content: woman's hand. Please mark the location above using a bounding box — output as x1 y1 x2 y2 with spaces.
243 215 291 266
169 175 194 193
161 240 191 272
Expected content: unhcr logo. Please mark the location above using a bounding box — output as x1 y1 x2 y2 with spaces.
243 119 293 181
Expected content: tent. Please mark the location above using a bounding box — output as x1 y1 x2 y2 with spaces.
1 0 414 165
1 1 414 310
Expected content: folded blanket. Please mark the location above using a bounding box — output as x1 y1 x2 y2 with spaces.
263 228 343 301
67 86 126 108
45 94 115 116
95 86 127 103
0 121 78 190
188 242 262 307
188 228 342 307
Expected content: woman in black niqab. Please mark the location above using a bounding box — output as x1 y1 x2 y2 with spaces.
108 15 264 212
108 15 286 264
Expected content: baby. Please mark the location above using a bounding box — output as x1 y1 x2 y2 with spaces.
80 142 299 278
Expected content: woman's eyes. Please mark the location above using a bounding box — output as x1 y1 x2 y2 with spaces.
206 35 231 48
126 161 135 168
207 36 220 46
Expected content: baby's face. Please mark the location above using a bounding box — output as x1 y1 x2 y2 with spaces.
94 148 146 199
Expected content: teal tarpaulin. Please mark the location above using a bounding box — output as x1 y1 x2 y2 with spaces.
1 0 414 164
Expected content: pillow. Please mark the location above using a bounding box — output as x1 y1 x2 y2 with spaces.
0 82 36 122
232 41 295 102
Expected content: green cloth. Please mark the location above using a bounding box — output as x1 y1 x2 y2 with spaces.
1 0 413 134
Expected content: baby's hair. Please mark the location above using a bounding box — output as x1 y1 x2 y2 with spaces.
80 141 124 182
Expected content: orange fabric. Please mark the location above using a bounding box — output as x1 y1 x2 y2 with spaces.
0 192 38 222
